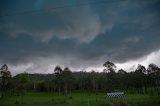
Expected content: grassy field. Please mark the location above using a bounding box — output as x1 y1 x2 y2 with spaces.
0 92 160 106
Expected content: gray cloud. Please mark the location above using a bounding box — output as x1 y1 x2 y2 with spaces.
1 4 111 43
0 0 160 75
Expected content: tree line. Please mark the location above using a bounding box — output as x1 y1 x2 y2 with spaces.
0 61 160 98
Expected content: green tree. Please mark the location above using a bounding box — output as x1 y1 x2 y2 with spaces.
117 69 128 90
135 64 146 74
147 63 160 74
54 65 63 95
54 65 63 75
15 72 29 104
147 64 160 94
103 61 117 91
16 73 29 93
0 64 11 99
118 69 127 74
62 67 73 95
37 81 47 92
103 61 116 73
88 71 98 91
134 65 146 94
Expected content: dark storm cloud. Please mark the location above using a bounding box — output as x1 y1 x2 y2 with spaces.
0 0 108 42
0 0 160 74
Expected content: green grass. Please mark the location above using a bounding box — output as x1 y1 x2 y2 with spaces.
0 92 160 106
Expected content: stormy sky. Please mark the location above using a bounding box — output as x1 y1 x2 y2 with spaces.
0 0 160 75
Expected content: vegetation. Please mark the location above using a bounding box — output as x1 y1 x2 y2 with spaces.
0 61 160 105
0 64 11 98
0 92 160 106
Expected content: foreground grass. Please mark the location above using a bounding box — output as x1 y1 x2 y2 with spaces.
0 92 160 106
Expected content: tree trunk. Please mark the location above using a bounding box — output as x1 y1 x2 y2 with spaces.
58 87 60 96
65 85 68 95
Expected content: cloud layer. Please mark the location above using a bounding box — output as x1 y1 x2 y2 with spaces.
0 0 160 75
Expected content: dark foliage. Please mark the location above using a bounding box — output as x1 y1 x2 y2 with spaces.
0 62 160 98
